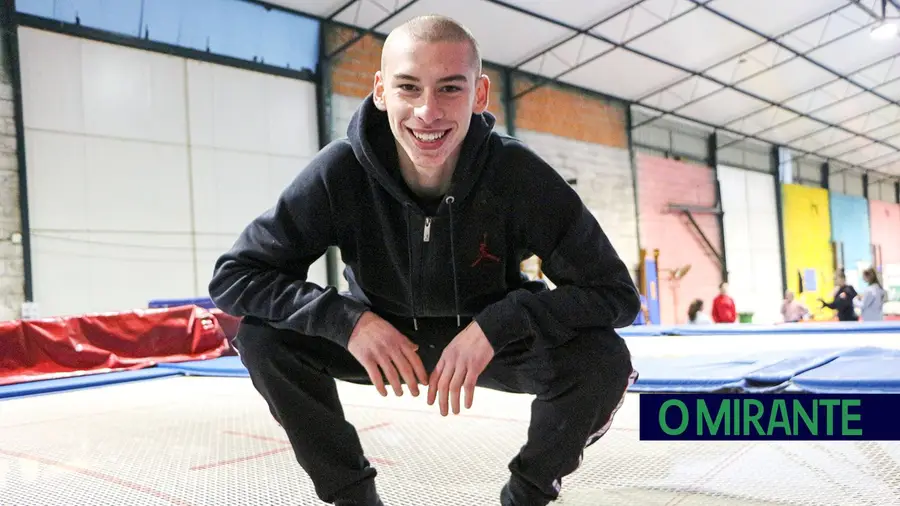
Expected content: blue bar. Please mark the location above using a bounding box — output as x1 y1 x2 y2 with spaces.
639 393 900 441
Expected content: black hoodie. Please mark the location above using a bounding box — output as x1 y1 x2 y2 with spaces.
208 95 640 351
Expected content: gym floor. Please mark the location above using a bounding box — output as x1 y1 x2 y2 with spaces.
2 369 898 506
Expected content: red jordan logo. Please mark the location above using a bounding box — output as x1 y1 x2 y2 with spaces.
471 233 500 267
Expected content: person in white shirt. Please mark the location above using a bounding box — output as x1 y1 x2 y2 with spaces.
856 268 886 322
687 299 712 324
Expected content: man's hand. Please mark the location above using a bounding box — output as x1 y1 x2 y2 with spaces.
427 321 495 416
347 311 429 397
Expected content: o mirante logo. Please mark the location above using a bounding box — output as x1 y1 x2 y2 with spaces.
639 394 898 441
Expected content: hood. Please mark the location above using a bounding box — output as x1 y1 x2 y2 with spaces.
344 94 497 331
346 93 497 211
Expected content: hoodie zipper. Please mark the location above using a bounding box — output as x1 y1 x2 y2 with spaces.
415 215 433 322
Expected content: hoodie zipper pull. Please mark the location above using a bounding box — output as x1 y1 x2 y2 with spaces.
423 217 432 242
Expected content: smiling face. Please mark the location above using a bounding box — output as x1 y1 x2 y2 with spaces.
373 29 489 195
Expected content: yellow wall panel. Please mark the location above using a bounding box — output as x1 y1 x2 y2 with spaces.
782 184 835 320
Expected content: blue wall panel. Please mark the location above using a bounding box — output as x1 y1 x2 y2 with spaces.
829 192 873 289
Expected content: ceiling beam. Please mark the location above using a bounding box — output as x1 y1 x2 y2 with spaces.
247 0 900 180
630 102 833 171
691 0 899 110
631 3 854 123
511 0 646 71
479 0 703 101
325 0 422 60
685 0 900 159
716 53 900 142
847 0 882 19
488 0 895 164
325 0 358 21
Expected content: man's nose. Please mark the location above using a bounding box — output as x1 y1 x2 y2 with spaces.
414 92 443 124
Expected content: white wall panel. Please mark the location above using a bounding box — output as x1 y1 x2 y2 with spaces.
81 41 187 144
84 137 192 232
718 165 784 323
186 61 319 157
190 149 274 234
24 130 88 231
29 233 92 317
879 180 896 202
844 172 865 196
19 29 84 133
85 232 196 315
828 172 845 194
186 61 324 297
189 149 310 235
20 27 325 317
187 63 268 153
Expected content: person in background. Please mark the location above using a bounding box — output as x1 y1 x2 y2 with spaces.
711 282 737 323
687 299 711 324
819 268 858 321
781 290 809 323
856 267 886 322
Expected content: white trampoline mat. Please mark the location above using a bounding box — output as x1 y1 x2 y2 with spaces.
1 376 898 506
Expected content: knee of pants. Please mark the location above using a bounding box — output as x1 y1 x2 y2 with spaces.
558 331 634 399
232 318 290 367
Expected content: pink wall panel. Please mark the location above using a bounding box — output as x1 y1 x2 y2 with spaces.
638 154 723 324
869 200 900 265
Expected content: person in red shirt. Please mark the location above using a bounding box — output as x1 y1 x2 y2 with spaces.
711 282 737 323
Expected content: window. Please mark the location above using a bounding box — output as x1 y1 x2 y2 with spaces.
16 0 320 72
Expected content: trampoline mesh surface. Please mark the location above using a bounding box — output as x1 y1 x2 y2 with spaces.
0 376 898 506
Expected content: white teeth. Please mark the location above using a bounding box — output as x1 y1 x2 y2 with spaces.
413 130 446 142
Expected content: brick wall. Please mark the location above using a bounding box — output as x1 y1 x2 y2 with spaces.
0 43 23 321
511 77 638 275
512 75 627 148
637 154 723 324
514 131 638 271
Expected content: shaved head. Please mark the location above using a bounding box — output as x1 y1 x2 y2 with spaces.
382 15 482 75
372 15 490 199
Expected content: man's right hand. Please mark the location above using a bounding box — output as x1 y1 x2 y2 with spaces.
347 311 429 397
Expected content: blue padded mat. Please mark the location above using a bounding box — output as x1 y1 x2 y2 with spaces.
665 321 900 335
630 348 848 393
0 368 180 400
147 297 216 309
616 326 667 336
790 347 900 394
629 355 754 393
156 356 249 377
5 346 898 400
743 348 845 384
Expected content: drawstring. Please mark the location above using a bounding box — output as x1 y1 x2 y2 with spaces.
445 196 461 327
405 204 418 331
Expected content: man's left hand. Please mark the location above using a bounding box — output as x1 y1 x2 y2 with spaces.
427 321 494 416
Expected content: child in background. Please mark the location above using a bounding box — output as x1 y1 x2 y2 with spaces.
687 299 712 324
856 267 886 322
781 290 809 322
711 282 737 323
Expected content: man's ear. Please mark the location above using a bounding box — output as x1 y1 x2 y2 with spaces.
373 71 387 111
473 73 491 114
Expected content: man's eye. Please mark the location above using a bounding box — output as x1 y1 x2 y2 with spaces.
399 84 418 92
442 86 462 93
